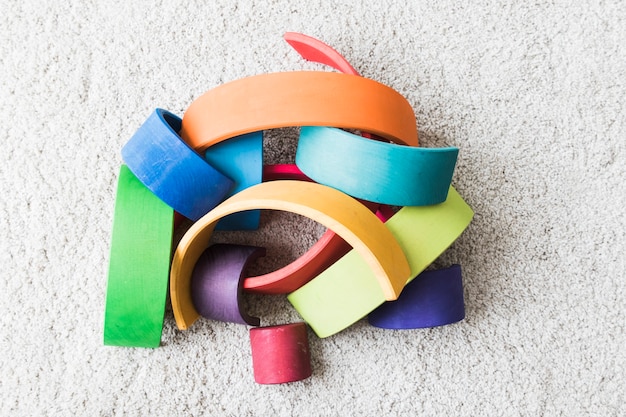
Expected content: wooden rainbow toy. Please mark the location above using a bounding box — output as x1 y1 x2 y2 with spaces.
103 32 473 385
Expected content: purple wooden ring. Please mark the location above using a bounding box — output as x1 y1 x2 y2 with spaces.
368 265 465 329
190 244 265 326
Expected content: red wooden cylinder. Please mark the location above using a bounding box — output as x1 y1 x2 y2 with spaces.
249 322 312 384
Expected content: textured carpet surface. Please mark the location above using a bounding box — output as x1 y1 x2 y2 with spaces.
1 1 625 416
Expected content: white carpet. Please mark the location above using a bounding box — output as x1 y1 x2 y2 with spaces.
1 1 625 415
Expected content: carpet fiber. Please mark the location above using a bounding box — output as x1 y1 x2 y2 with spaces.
1 1 625 415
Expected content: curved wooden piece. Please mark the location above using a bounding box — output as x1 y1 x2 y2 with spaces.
368 265 465 329
191 244 265 326
261 163 311 182
179 71 418 152
242 164 391 295
104 165 174 348
284 32 381 140
242 229 349 294
170 180 410 330
284 32 359 75
297 126 459 206
204 131 264 230
241 164 348 294
288 187 474 338
250 323 312 384
121 109 234 221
